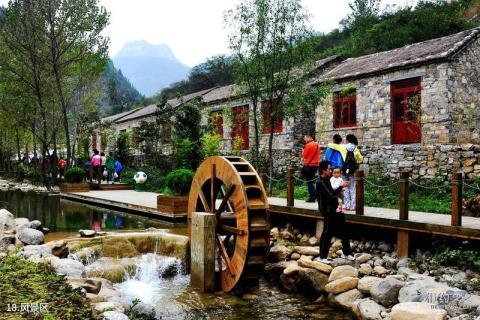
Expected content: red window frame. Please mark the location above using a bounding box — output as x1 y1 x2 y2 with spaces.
209 111 224 136
262 99 283 134
333 92 356 128
232 105 249 150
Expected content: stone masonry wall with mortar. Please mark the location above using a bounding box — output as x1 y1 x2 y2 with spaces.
315 62 453 146
449 36 480 144
359 144 480 180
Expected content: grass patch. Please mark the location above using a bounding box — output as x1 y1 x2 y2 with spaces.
0 255 98 320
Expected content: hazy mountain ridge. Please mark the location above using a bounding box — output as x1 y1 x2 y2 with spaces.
113 41 190 97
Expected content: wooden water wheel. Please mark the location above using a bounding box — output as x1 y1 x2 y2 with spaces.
188 156 270 292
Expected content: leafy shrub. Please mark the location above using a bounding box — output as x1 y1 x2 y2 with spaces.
231 136 243 156
120 168 137 186
65 167 85 183
173 138 194 170
164 169 195 196
201 133 222 159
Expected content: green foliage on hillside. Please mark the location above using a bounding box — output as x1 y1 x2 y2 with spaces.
313 0 480 59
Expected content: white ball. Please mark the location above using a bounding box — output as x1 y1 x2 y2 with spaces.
134 171 148 184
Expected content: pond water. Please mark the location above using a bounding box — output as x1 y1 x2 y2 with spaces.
0 190 185 241
0 190 353 320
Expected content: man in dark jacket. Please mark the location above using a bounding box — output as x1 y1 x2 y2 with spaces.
316 160 353 263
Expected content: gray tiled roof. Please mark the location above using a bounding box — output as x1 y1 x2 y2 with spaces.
314 28 480 83
114 88 216 123
100 108 140 123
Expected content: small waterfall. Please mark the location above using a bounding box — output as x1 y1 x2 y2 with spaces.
115 253 188 306
69 247 98 265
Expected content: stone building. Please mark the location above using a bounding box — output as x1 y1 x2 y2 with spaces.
97 28 480 178
313 28 480 178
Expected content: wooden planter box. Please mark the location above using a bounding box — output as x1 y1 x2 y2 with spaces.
157 195 188 215
60 183 90 193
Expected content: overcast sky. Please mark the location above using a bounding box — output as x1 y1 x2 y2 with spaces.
0 0 418 67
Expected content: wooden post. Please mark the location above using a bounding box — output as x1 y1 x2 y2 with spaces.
451 172 463 227
399 171 409 221
190 212 216 293
355 170 364 215
397 230 409 258
287 167 294 207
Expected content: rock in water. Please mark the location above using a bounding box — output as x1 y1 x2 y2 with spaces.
102 311 129 320
391 302 447 320
79 229 96 237
17 228 44 245
268 245 291 262
0 209 15 232
358 276 382 294
328 289 364 309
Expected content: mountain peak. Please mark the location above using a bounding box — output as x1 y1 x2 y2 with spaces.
112 41 190 97
115 41 176 60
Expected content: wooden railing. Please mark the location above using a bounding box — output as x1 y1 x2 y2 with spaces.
284 167 465 227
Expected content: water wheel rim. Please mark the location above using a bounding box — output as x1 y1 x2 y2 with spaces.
187 156 269 292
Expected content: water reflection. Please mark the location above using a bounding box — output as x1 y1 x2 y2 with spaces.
0 190 177 233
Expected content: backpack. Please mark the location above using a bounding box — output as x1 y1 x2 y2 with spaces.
343 149 358 176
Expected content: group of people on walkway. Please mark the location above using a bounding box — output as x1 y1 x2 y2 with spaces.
85 149 123 185
301 133 363 264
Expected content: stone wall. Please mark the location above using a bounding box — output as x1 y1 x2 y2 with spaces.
315 61 454 146
449 36 480 144
359 143 480 180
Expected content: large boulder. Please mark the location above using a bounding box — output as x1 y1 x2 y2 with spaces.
325 276 359 294
328 265 358 282
17 228 44 245
297 268 329 295
29 220 42 230
391 302 447 320
15 217 30 230
328 289 364 309
352 298 386 320
358 276 382 294
102 311 129 320
331 257 355 267
268 245 291 262
47 257 85 277
370 278 405 307
19 245 52 258
297 258 332 274
0 209 15 232
398 278 444 303
292 246 319 256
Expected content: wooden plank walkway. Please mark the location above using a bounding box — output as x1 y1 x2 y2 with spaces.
61 190 186 222
268 197 480 240
60 190 480 240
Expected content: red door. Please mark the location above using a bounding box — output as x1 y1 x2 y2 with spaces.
391 78 422 144
232 105 249 150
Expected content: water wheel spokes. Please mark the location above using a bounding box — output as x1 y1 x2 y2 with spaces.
188 156 270 292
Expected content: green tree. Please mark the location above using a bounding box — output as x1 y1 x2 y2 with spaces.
116 131 131 166
225 0 330 191
41 0 109 168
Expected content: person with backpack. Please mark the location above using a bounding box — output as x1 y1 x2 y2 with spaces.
300 133 320 202
114 159 123 182
91 149 101 185
324 134 347 170
343 134 363 211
